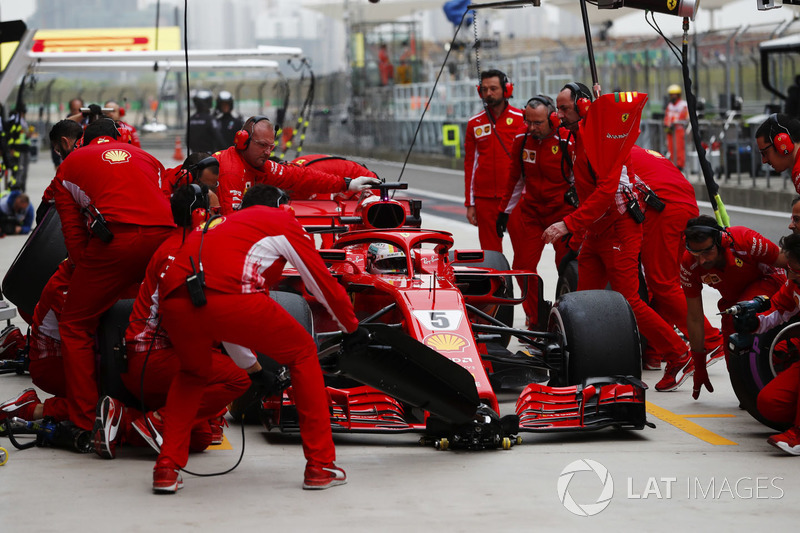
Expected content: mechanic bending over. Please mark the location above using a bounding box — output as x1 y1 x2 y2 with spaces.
150 183 370 493
630 146 724 371
496 94 575 329
38 119 84 224
213 116 380 214
161 151 221 198
746 233 800 456
464 69 525 253
543 82 694 393
53 118 175 434
680 215 787 400
755 113 800 196
91 185 251 461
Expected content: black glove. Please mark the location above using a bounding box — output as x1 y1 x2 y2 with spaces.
733 310 759 335
496 212 509 238
244 366 290 406
342 327 371 358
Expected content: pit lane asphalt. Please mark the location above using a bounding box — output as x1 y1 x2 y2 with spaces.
0 148 794 532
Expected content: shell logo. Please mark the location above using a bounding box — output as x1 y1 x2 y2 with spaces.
102 149 131 164
646 149 665 158
475 125 492 138
522 149 536 163
424 333 469 352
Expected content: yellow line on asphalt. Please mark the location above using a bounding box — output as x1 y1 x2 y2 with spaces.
680 414 737 418
646 402 738 446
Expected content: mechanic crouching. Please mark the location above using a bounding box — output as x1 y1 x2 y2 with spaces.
52 118 175 434
151 183 369 493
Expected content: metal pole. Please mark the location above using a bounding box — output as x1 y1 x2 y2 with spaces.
579 0 601 97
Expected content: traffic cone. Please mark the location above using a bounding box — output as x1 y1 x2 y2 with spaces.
173 136 184 161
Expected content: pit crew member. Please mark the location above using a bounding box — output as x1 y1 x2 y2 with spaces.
754 233 800 455
104 100 141 148
53 118 175 432
464 69 525 252
543 82 693 392
755 113 800 195
631 146 723 370
92 185 250 460
213 116 380 214
681 215 787 399
496 94 574 328
151 183 368 493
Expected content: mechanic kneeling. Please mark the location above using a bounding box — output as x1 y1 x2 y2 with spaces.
151 183 368 493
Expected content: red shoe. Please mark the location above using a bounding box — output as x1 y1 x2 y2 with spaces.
655 353 695 392
303 462 347 490
209 415 228 446
705 343 725 368
0 325 25 360
153 457 183 494
92 396 126 459
132 412 164 453
0 388 41 422
642 352 661 371
767 426 800 456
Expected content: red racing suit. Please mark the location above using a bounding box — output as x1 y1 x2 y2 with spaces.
214 146 349 214
53 136 175 430
122 230 250 438
790 151 800 195
29 260 72 421
464 103 525 252
563 131 688 362
157 206 359 469
118 120 141 148
680 226 786 357
633 146 722 352
664 98 689 169
500 131 574 325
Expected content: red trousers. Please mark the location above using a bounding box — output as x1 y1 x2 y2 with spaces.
474 197 504 253
641 204 722 351
159 288 335 469
60 226 173 430
758 361 800 427
122 346 249 417
508 203 571 325
578 215 687 360
29 357 70 421
666 126 686 170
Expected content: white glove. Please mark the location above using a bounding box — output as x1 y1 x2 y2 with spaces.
348 176 382 192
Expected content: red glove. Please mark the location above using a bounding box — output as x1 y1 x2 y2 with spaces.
691 349 713 400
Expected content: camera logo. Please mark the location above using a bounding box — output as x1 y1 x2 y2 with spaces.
557 459 614 517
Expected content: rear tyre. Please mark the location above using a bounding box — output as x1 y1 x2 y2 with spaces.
548 290 641 386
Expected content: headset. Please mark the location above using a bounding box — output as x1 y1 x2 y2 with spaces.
768 113 795 155
684 220 726 248
234 115 271 150
477 70 514 100
525 95 557 129
564 82 592 118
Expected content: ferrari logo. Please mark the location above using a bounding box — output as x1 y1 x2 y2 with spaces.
506 118 513 126
424 333 469 353
102 149 131 164
667 0 677 10
735 257 743 267
551 145 559 155
646 149 665 158
621 113 630 123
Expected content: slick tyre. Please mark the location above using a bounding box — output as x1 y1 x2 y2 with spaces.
728 322 796 432
548 290 641 386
